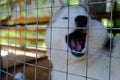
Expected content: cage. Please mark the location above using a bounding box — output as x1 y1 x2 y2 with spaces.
0 0 120 80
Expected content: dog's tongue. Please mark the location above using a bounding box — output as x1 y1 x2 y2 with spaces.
71 39 82 51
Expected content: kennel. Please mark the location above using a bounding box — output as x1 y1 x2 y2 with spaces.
0 0 120 80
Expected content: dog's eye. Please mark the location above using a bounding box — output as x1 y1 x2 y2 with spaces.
63 17 69 19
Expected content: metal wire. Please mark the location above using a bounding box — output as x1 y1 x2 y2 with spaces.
0 0 120 80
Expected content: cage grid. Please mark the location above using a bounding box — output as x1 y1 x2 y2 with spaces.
0 0 120 80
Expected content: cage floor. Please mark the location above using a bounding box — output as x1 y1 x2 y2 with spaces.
1 47 47 69
2 57 50 80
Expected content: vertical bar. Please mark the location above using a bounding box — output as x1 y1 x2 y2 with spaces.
13 0 19 78
6 0 10 79
48 0 54 80
34 0 39 79
0 26 3 80
0 49 1 79
0 8 2 80
66 0 69 80
108 0 114 80
23 0 27 78
85 1 89 80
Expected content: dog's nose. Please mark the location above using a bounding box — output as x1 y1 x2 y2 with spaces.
75 16 87 27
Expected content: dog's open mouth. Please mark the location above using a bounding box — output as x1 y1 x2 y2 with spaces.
65 30 86 57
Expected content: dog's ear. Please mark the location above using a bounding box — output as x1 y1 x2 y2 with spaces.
49 8 63 23
51 0 69 14
51 0 63 15
49 0 67 23
79 0 88 10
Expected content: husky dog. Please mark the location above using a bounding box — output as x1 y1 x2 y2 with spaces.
45 1 120 80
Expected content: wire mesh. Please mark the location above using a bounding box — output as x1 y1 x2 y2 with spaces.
0 0 120 80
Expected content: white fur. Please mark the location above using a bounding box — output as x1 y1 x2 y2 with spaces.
45 6 120 80
13 72 26 80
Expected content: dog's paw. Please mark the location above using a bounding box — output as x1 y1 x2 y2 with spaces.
13 71 26 80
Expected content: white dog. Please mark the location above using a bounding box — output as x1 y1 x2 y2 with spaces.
45 1 120 80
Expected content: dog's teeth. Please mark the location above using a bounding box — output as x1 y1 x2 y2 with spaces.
72 50 78 53
82 48 86 53
71 50 83 54
72 50 76 52
71 48 86 54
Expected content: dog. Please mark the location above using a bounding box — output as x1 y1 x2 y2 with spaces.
45 1 120 80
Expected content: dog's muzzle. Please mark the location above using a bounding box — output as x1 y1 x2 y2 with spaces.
65 15 87 57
